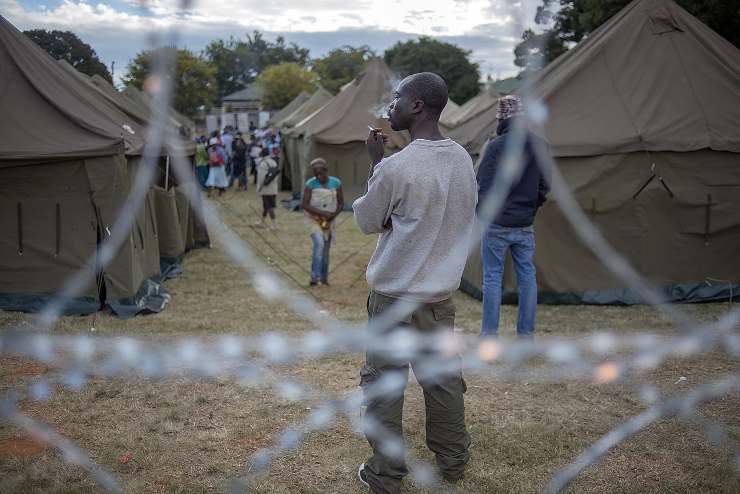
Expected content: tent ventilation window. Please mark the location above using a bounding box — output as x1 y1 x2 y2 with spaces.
16 203 23 255
632 163 673 199
55 203 61 258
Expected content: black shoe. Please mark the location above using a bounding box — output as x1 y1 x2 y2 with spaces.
357 463 370 488
309 280 318 287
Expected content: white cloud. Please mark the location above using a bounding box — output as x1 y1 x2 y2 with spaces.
4 0 540 82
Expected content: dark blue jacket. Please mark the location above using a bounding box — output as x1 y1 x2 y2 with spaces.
476 118 551 227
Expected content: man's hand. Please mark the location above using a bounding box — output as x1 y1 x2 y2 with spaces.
366 128 388 166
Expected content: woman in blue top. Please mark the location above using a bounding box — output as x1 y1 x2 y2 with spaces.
301 158 344 286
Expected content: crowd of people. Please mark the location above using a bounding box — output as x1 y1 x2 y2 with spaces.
193 127 281 199
192 124 344 283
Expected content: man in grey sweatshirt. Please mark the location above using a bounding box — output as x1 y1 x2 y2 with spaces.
353 72 477 493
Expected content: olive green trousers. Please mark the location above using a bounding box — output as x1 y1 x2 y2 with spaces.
360 290 470 494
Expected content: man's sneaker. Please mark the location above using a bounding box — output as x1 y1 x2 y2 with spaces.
357 463 370 488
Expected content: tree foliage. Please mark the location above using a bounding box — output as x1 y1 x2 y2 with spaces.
256 63 316 110
513 29 568 76
203 32 310 101
312 45 376 95
515 0 740 73
384 37 480 105
123 48 216 118
24 29 112 82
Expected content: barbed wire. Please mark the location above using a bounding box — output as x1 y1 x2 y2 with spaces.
2 0 739 492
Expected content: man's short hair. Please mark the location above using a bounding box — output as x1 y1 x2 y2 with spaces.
404 72 449 116
310 158 327 169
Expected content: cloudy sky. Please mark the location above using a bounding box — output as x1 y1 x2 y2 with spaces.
3 0 542 86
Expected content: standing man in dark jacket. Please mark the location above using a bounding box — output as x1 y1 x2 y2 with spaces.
477 95 550 339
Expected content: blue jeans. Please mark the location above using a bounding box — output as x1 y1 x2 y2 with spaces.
481 224 537 338
310 233 331 283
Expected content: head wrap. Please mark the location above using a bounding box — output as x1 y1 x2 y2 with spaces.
496 95 524 120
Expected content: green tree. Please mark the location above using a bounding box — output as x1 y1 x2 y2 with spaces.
24 29 112 82
256 63 316 110
312 45 375 94
123 48 216 118
513 29 568 75
515 0 740 73
204 31 310 101
384 37 480 105
203 38 246 102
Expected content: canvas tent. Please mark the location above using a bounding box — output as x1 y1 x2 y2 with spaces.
0 15 169 316
443 85 499 158
276 87 333 129
276 87 333 192
438 98 461 128
281 60 409 201
461 0 740 304
268 91 311 126
56 61 168 284
122 85 196 139
86 73 187 259
60 60 208 268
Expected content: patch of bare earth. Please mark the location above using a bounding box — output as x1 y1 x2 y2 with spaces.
1 188 738 493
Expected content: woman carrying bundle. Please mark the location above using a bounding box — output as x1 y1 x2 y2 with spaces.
301 158 344 286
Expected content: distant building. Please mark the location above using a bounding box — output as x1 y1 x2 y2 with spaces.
223 84 263 113
204 83 271 133
220 83 270 131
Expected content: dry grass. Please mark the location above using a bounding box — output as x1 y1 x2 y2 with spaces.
0 187 738 493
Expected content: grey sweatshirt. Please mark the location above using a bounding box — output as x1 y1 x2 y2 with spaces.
353 138 477 302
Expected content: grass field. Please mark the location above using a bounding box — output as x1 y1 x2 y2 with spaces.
1 187 738 493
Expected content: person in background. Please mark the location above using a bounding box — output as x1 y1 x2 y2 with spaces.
194 136 209 188
301 159 343 286
270 136 281 166
249 136 262 185
232 133 248 191
221 126 234 185
476 94 550 339
205 135 228 197
255 147 279 229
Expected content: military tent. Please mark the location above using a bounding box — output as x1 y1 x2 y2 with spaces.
438 98 461 128
276 87 333 192
461 0 740 304
122 85 196 138
59 60 208 270
94 74 205 256
0 15 168 316
277 87 333 129
268 91 311 126
443 85 499 158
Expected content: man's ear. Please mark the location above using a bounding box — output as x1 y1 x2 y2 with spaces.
411 99 424 114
